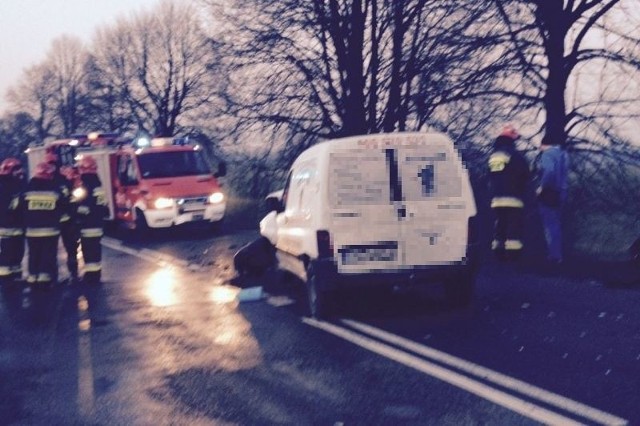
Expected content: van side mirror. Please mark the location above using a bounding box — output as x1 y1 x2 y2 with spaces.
265 196 283 213
214 161 227 178
265 189 284 213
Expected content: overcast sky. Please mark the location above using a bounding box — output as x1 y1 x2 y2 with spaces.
0 0 162 113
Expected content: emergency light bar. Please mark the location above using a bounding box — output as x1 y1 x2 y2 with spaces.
67 132 120 147
132 136 192 148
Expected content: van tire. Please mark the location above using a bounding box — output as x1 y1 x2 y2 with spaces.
444 271 474 308
306 265 332 319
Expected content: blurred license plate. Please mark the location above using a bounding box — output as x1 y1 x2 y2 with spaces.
339 242 398 265
192 213 204 221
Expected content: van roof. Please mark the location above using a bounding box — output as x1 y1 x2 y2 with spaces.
295 132 454 164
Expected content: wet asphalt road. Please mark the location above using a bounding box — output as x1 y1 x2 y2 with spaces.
1 227 639 425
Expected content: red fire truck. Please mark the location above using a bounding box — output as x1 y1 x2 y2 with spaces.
26 132 226 233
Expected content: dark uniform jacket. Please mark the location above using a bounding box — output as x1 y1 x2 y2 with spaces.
0 175 24 235
53 172 73 224
488 137 530 208
76 174 109 230
21 177 67 237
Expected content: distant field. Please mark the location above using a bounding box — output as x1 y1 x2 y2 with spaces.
568 210 639 261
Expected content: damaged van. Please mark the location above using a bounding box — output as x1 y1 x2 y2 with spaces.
260 132 479 318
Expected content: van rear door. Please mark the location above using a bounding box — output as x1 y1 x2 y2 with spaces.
396 140 473 266
329 148 401 273
328 134 475 273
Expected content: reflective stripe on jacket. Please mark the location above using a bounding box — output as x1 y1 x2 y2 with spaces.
490 197 524 209
26 227 61 237
0 227 24 237
22 178 67 231
80 228 104 238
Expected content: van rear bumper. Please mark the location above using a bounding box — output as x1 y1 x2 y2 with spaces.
311 257 476 291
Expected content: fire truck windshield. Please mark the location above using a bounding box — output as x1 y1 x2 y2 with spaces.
137 150 212 178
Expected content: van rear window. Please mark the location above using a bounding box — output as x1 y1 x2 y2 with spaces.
329 148 462 207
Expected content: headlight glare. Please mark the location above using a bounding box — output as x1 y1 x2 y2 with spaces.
154 197 174 209
209 192 224 204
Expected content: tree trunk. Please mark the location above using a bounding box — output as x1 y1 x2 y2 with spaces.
537 1 569 146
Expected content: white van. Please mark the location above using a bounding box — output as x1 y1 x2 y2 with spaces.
260 132 479 318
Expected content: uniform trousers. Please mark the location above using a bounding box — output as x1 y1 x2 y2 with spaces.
492 207 524 260
27 236 59 285
0 234 25 281
60 221 80 277
80 227 103 283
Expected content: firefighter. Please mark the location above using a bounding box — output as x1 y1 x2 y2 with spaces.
0 158 26 284
22 162 67 287
488 125 530 260
60 165 82 282
45 152 80 282
75 156 108 284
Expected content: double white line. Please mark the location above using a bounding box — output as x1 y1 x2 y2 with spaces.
303 318 628 426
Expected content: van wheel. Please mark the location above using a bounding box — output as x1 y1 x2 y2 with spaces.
444 272 474 308
306 265 332 320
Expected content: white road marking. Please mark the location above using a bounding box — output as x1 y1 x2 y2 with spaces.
341 319 627 426
303 318 628 426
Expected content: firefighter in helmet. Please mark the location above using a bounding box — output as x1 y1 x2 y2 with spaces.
22 162 67 287
488 125 530 260
45 152 80 282
60 165 82 282
75 155 108 284
0 158 26 284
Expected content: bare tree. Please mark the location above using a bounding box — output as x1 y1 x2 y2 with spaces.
91 0 217 137
0 112 37 158
6 35 92 141
46 35 91 135
491 0 639 148
206 0 510 158
6 63 58 144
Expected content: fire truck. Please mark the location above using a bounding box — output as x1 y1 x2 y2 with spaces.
26 132 227 233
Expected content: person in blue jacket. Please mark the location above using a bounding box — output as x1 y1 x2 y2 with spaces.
536 135 569 264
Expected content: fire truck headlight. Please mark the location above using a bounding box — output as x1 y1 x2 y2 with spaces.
153 197 174 209
72 187 87 201
208 192 224 204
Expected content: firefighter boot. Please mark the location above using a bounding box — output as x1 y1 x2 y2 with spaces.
82 271 101 285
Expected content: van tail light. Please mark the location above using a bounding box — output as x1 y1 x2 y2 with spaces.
317 230 333 258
